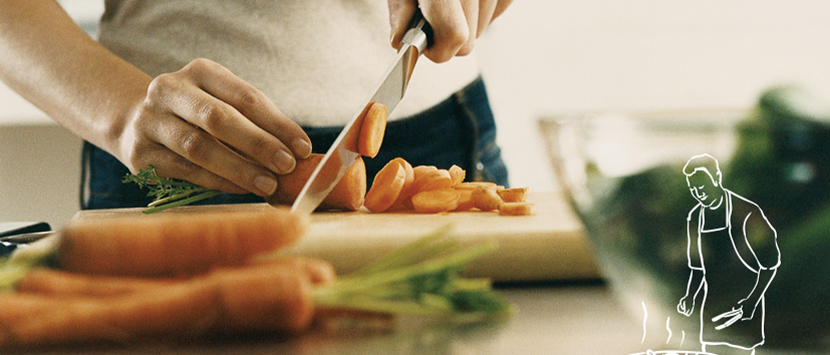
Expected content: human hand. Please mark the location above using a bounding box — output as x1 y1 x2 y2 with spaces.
388 0 513 63
118 58 312 197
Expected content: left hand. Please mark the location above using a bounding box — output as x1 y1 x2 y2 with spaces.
388 0 513 63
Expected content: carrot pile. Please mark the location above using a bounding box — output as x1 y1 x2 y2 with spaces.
0 207 330 348
0 208 509 348
362 157 534 216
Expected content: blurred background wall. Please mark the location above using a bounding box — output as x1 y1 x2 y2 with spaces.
2 0 829 228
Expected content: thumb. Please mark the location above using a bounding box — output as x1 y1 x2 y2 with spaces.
388 0 417 50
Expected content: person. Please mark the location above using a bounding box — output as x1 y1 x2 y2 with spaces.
677 154 781 355
0 0 512 209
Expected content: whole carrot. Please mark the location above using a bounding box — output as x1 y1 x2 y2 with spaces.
1 258 333 348
58 206 308 277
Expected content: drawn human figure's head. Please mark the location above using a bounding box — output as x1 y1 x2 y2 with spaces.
683 154 724 208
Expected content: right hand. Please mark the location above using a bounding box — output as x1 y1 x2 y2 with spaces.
118 58 312 197
677 296 694 316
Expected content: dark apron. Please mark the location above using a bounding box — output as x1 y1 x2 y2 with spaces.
697 196 765 349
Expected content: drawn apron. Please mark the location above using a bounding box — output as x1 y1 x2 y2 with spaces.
697 194 765 349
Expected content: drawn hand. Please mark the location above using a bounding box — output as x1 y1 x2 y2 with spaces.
712 306 744 330
677 296 694 316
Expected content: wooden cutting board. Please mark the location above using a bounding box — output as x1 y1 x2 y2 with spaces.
71 191 600 282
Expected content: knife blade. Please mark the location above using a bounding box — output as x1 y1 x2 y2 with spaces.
291 12 431 214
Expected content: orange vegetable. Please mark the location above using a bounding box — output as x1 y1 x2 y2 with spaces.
453 188 476 211
498 202 535 216
448 164 465 186
2 259 331 348
472 185 503 211
342 102 372 154
389 158 415 209
410 169 453 194
357 102 388 158
58 206 308 277
267 153 366 211
363 159 407 213
454 181 498 191
498 187 529 203
411 189 461 214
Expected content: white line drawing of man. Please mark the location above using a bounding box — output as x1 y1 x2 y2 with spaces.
677 154 781 355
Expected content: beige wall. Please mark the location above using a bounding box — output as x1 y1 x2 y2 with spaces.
0 125 82 228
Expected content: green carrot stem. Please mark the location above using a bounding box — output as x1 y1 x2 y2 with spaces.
142 190 223 214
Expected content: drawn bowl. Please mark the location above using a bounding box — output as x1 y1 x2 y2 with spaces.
541 85 830 352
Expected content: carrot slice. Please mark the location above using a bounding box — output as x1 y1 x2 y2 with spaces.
267 153 366 211
363 159 407 213
498 202 535 216
357 102 387 158
389 158 415 209
498 187 529 203
472 185 503 211
453 188 476 211
448 165 466 186
454 181 498 191
410 169 453 194
411 189 461 214
58 206 308 277
343 102 374 153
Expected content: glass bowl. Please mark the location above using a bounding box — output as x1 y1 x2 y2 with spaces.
541 85 830 353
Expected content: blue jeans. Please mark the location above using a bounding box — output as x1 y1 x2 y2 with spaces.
82 76 508 209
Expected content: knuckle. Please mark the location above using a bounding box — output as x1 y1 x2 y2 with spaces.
198 103 230 129
236 88 266 110
179 131 210 161
146 73 176 100
184 58 216 73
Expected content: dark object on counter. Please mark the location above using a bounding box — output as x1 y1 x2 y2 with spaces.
0 222 51 257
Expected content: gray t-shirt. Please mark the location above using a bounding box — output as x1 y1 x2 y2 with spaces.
98 0 481 127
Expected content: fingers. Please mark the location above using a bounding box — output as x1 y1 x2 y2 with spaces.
125 58 313 197
388 0 513 63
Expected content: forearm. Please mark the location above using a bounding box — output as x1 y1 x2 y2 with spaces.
0 0 150 159
744 268 777 310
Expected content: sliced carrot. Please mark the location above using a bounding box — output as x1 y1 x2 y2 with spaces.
412 165 438 179
267 153 366 211
363 159 407 213
448 165 466 186
357 102 387 158
342 102 372 153
498 187 529 203
411 189 461 214
498 202 535 216
454 181 498 191
453 188 476 211
410 169 453 194
58 206 308 277
389 158 415 209
472 185 503 211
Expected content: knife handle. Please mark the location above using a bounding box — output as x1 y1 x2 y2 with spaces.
402 9 433 53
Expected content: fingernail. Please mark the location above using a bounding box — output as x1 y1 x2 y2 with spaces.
254 174 278 195
292 138 312 159
274 149 296 173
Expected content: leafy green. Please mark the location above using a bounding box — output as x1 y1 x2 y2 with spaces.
312 225 512 317
122 165 222 213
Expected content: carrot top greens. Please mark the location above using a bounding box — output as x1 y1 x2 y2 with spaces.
122 165 222 214
311 225 512 317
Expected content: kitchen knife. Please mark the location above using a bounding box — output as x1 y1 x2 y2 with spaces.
291 11 431 214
